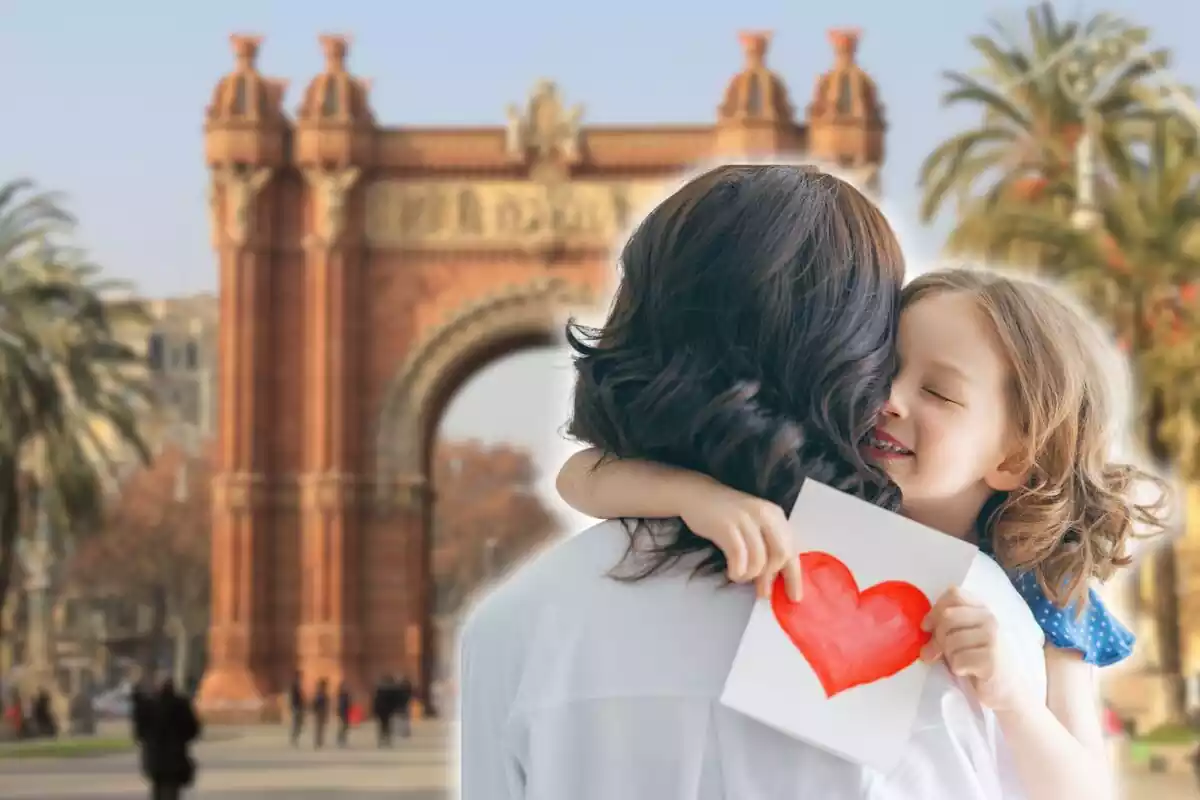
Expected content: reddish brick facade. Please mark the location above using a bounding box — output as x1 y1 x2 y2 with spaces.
196 28 886 719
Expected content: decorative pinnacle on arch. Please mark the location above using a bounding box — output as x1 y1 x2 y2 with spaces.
320 34 350 72
828 28 861 64
231 34 262 69
739 30 772 68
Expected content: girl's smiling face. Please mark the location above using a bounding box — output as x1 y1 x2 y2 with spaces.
864 290 1028 539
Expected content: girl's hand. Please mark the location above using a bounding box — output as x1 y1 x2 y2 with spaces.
679 484 801 601
921 587 1027 712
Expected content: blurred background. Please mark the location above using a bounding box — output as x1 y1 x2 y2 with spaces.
0 1 1199 797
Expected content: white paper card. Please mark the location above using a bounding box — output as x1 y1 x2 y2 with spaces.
719 479 979 772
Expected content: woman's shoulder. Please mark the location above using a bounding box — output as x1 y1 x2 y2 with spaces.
1008 571 1135 667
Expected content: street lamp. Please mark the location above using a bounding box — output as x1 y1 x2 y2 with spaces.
1057 27 1135 231
1055 14 1200 233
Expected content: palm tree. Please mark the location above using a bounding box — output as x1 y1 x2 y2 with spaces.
988 113 1200 721
918 4 1166 264
0 179 152 639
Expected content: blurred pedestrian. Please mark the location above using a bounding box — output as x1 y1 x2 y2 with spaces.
138 677 201 800
287 672 304 747
311 678 329 749
335 681 352 748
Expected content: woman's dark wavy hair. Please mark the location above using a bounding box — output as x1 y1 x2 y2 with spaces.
565 164 907 581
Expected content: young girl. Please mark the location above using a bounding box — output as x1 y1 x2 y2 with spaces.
556 267 1169 798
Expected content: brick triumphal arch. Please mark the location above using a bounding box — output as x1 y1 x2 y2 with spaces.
196 28 885 717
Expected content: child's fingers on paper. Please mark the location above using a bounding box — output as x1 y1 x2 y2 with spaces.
921 590 962 631
940 626 991 658
722 526 748 581
780 558 803 602
739 520 767 580
935 605 992 635
921 614 982 663
945 646 992 679
724 522 762 582
758 559 801 602
760 513 792 564
760 515 794 582
923 591 989 633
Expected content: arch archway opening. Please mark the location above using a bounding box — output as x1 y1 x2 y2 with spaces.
422 332 567 685
370 280 596 705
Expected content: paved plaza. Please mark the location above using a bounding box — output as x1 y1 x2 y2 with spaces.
0 721 453 799
0 721 1197 799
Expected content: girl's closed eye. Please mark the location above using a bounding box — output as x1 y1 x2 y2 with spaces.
923 386 961 406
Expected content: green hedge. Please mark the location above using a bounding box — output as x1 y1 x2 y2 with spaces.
1136 723 1199 744
0 736 134 759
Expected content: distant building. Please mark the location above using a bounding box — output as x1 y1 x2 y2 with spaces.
144 294 217 440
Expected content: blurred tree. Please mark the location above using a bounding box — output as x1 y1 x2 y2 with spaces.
0 178 152 639
68 441 212 682
432 439 560 616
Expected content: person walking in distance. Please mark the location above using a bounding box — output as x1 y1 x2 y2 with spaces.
287 672 304 747
139 677 201 800
372 675 394 748
395 675 414 739
335 681 352 748
311 678 330 749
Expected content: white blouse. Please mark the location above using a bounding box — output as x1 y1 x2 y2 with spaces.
458 520 1047 800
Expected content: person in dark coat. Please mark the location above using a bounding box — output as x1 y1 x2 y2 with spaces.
287 672 304 747
372 676 394 748
394 676 414 739
335 681 352 748
139 678 201 800
311 678 329 749
31 688 57 738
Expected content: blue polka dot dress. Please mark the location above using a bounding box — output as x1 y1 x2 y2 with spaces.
979 539 1135 667
1007 571 1135 667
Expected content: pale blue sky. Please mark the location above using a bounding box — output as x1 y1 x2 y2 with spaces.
1 1 1196 516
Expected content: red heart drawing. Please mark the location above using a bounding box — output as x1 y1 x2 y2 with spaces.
771 551 932 698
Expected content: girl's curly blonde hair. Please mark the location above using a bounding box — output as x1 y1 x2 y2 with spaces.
903 268 1171 610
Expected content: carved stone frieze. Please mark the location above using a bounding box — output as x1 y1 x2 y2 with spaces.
208 166 273 246
363 177 662 252
302 167 361 248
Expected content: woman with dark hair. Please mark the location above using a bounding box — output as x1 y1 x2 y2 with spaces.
563 163 904 589
458 164 907 798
